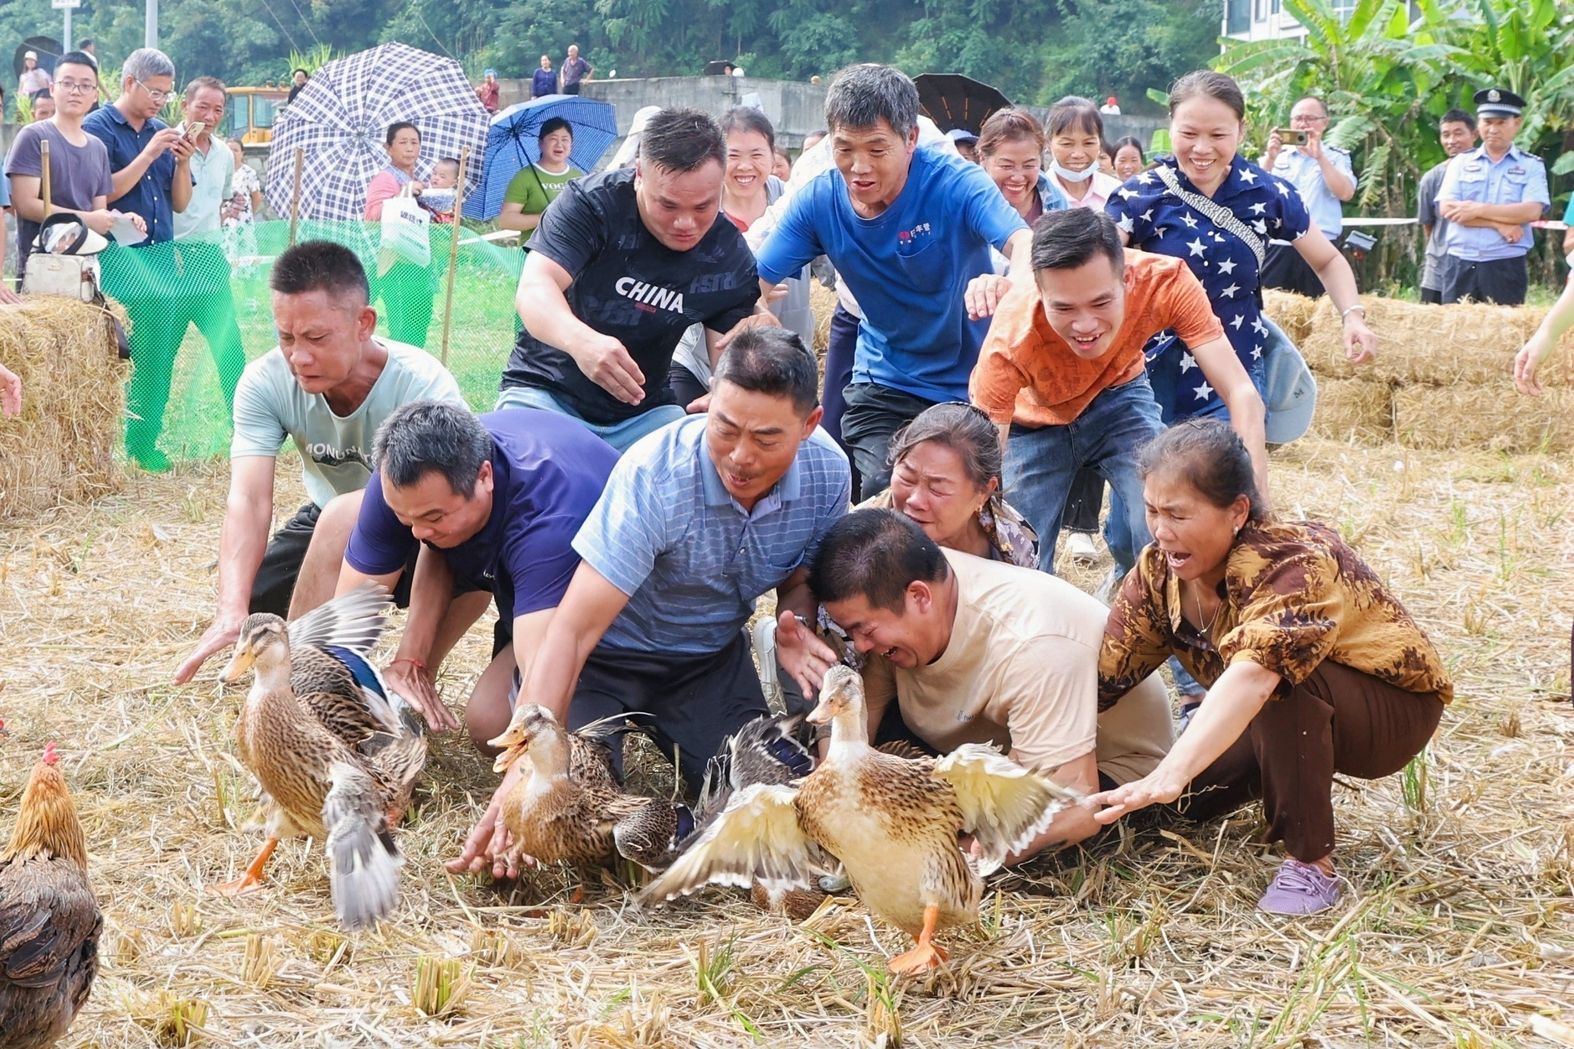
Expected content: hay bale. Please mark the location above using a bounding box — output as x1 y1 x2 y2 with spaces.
1263 288 1320 348
1301 295 1574 388
810 281 835 357
1310 376 1393 444
0 297 128 519
1392 383 1574 453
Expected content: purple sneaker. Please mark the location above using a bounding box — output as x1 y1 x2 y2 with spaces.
1257 859 1343 916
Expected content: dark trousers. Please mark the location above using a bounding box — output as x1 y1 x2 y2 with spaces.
1262 241 1325 298
840 382 938 500
568 632 769 795
667 362 706 408
1171 660 1443 862
822 304 861 496
1440 255 1528 306
250 502 415 616
1419 286 1443 305
562 82 582 95
1062 467 1104 533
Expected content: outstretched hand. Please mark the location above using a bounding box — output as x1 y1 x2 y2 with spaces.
445 763 537 880
773 609 840 699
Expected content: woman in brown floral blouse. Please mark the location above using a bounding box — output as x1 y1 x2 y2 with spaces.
1088 419 1451 916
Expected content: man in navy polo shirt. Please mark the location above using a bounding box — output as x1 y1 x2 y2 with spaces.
338 401 618 743
448 327 850 880
83 46 196 472
755 63 1033 499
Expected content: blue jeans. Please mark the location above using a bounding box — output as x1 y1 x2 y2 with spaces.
495 385 686 453
1003 374 1164 576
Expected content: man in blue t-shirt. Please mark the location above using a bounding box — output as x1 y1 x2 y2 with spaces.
755 63 1033 498
447 329 849 881
338 401 618 748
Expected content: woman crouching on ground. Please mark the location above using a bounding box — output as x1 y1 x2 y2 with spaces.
1088 420 1451 916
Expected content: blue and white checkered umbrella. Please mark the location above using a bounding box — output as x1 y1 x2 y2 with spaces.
462 94 618 220
266 43 490 222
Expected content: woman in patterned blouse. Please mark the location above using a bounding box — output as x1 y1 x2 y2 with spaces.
1089 420 1451 916
1105 71 1376 425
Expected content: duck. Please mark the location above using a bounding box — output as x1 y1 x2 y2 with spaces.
280 584 423 755
215 592 427 931
489 704 690 891
642 665 1080 974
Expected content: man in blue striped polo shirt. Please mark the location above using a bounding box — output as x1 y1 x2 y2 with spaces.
448 326 850 879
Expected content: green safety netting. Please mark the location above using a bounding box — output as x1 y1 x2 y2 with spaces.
101 219 523 464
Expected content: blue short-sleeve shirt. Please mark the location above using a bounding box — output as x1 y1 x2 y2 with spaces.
755 146 1027 403
1105 155 1310 424
1436 144 1550 262
345 408 618 623
82 105 188 245
1267 145 1354 238
574 415 850 655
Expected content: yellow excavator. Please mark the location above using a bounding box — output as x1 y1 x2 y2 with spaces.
223 86 290 145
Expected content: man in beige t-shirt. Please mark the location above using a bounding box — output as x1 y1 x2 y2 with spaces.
783 507 1172 860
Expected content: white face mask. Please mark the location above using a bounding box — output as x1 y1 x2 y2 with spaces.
1051 158 1097 183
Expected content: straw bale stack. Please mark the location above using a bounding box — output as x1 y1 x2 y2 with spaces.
810 281 835 356
1393 384 1574 453
1263 288 1321 348
0 297 128 519
1281 291 1574 453
1309 376 1393 444
1298 294 1574 387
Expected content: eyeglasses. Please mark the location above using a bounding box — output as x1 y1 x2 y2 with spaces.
133 78 173 103
57 79 96 95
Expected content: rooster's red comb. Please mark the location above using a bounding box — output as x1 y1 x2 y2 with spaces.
42 741 59 766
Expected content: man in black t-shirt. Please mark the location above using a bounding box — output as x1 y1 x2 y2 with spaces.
499 107 763 451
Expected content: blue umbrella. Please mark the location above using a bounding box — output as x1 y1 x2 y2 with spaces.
463 94 618 220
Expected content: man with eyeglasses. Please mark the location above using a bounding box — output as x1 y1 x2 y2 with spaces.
84 47 197 471
4 51 141 298
1260 96 1356 298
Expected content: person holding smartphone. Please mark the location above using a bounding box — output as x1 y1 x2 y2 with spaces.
1259 96 1356 298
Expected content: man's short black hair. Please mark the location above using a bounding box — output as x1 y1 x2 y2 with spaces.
639 108 724 173
269 240 370 306
1030 207 1125 276
712 327 819 416
809 509 946 614
56 51 98 78
77 38 94 49
1441 108 1476 132
373 401 492 498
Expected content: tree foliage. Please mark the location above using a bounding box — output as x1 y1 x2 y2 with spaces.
1 0 1216 113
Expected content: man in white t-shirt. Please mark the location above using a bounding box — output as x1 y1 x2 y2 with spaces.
174 240 466 685
778 508 1173 861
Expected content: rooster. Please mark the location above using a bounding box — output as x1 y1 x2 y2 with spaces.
0 743 101 1049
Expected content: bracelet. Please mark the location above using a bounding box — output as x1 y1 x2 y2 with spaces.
390 657 427 671
1340 304 1367 321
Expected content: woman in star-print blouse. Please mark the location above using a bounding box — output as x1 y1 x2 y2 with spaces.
1105 71 1376 424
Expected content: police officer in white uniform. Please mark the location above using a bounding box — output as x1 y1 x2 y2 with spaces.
1435 87 1550 306
1261 96 1357 298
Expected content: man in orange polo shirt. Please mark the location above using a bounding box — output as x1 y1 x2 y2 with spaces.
971 208 1265 574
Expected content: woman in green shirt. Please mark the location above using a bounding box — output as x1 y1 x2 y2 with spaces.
498 117 584 234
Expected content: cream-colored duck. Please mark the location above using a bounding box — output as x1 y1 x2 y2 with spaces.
490 704 688 889
643 665 1078 973
216 593 426 931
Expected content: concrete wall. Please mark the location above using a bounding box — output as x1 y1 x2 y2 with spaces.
494 76 829 151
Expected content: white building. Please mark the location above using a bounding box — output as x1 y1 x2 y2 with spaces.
1222 0 1422 42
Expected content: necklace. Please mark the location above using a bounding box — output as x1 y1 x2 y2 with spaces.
1190 582 1224 638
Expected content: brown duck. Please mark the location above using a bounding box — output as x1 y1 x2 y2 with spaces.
643 665 1079 973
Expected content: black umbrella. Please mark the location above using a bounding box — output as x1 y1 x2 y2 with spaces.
914 73 1012 136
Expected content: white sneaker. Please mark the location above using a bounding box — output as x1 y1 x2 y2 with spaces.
1065 531 1099 564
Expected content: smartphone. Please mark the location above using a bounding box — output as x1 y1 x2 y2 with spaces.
1275 127 1308 146
184 121 206 139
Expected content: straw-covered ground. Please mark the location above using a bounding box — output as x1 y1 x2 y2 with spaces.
1 432 1571 1049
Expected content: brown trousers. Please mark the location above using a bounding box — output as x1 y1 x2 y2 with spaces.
1172 660 1444 862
